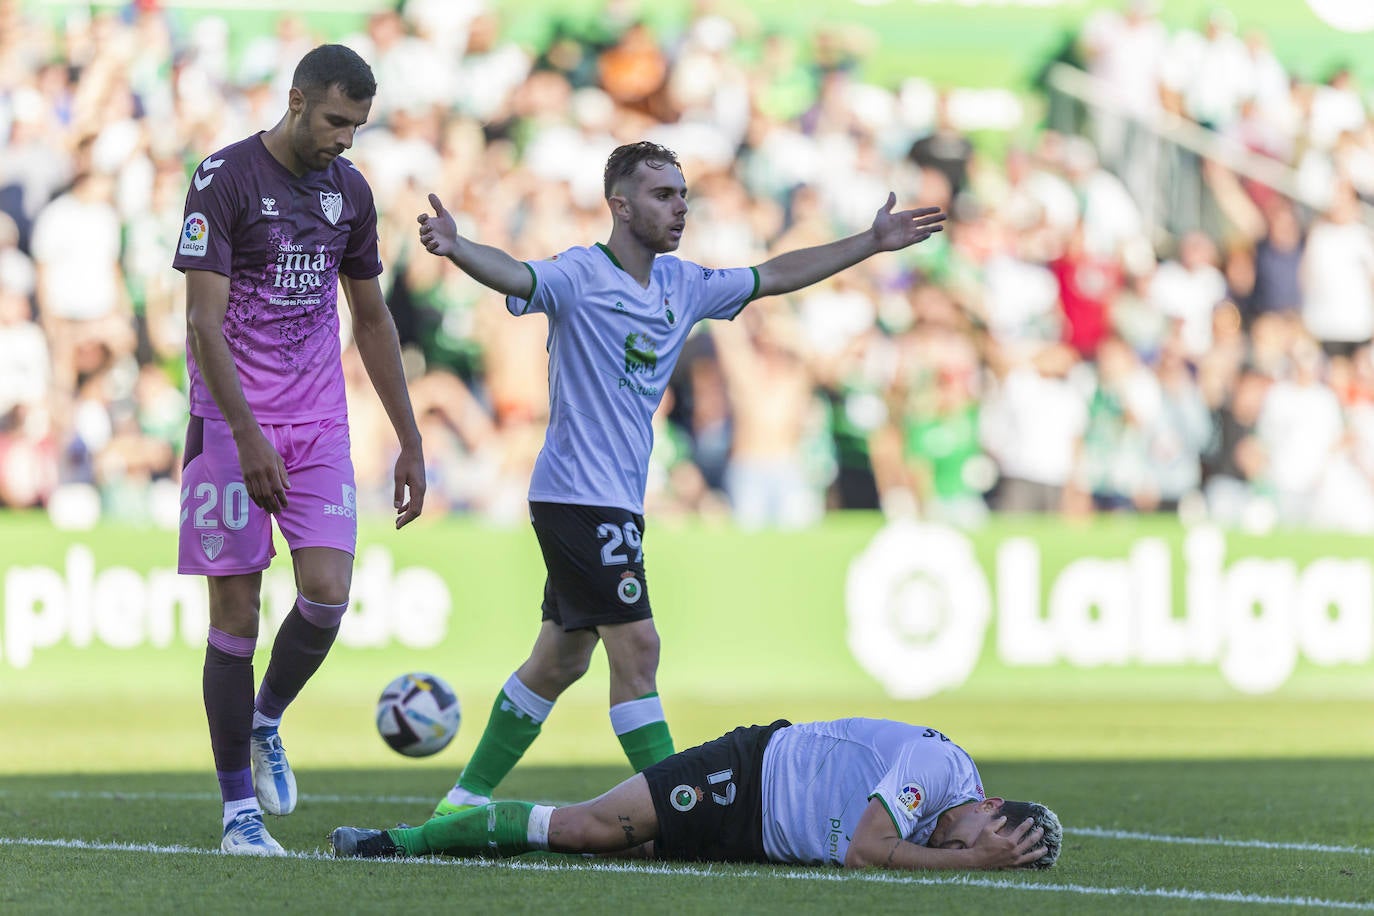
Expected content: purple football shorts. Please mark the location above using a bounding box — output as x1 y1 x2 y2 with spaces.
178 415 358 576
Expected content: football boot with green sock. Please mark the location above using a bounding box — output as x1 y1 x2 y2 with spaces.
431 799 476 819
330 827 404 859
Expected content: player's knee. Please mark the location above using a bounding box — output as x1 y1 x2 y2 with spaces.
296 578 350 607
607 636 660 680
545 652 593 688
296 592 349 627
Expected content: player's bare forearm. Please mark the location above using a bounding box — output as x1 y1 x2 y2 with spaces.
185 271 258 439
417 192 532 299
343 275 427 526
185 268 291 512
754 231 879 298
352 317 421 446
843 799 1046 872
445 236 534 300
755 195 945 298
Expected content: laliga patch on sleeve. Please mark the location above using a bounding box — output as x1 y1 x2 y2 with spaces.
179 212 209 257
897 783 924 814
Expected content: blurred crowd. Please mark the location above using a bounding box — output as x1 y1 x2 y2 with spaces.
1 0 1373 533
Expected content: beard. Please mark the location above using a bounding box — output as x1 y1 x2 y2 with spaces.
292 123 340 173
630 214 681 253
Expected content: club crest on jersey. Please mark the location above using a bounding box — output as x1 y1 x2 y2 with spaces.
617 572 642 604
669 784 701 812
201 533 225 561
897 783 924 813
320 190 342 225
664 296 675 326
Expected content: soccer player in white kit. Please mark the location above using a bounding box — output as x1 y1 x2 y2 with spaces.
414 143 947 820
174 45 426 855
331 717 1060 870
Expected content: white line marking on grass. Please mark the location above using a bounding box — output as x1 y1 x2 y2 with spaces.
7 836 1372 911
1067 827 1373 857
12 790 442 806
8 791 1370 857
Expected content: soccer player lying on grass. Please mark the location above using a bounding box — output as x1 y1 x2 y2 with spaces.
331 718 1060 870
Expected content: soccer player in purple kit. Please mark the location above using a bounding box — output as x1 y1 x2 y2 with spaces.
414 142 946 820
173 44 426 855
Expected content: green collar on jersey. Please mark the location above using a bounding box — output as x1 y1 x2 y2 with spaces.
596 242 626 273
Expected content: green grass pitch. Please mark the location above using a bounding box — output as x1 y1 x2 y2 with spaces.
2 670 1370 914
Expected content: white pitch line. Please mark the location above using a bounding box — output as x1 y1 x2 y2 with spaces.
6 836 1372 912
3 788 1368 858
1069 826 1374 857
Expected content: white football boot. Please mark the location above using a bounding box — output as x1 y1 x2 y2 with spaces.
221 810 286 856
250 727 298 816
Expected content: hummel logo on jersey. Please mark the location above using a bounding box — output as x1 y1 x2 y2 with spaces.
201 533 225 561
193 156 224 191
320 191 342 225
261 197 279 216
613 300 628 314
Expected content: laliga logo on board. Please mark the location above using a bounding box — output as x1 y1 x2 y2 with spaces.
845 522 1374 697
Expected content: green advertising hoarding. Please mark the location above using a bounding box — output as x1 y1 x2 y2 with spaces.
2 512 1370 702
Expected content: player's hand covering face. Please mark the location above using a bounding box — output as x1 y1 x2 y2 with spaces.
927 799 1049 869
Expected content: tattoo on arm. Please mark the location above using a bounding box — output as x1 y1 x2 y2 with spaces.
885 840 903 867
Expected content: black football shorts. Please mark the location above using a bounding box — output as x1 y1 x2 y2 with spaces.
530 501 652 631
642 719 792 863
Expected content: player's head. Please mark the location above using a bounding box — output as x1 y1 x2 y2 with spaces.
285 45 376 172
604 141 687 253
927 797 1062 868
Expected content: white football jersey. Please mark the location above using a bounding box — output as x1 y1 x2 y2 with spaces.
507 244 757 514
760 718 985 866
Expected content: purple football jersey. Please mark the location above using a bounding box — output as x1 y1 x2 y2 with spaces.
173 133 382 424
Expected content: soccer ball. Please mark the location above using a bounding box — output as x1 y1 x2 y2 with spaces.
375 672 461 758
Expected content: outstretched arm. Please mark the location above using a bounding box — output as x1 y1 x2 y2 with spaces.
844 799 1046 871
754 194 945 298
416 193 534 299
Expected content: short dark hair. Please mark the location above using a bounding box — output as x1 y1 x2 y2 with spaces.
293 44 376 102
998 800 1062 869
603 141 681 198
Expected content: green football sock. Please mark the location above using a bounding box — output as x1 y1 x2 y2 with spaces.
611 693 675 772
457 688 545 797
391 802 535 857
617 720 675 771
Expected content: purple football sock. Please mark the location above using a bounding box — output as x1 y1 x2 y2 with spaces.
255 602 341 720
204 630 256 803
